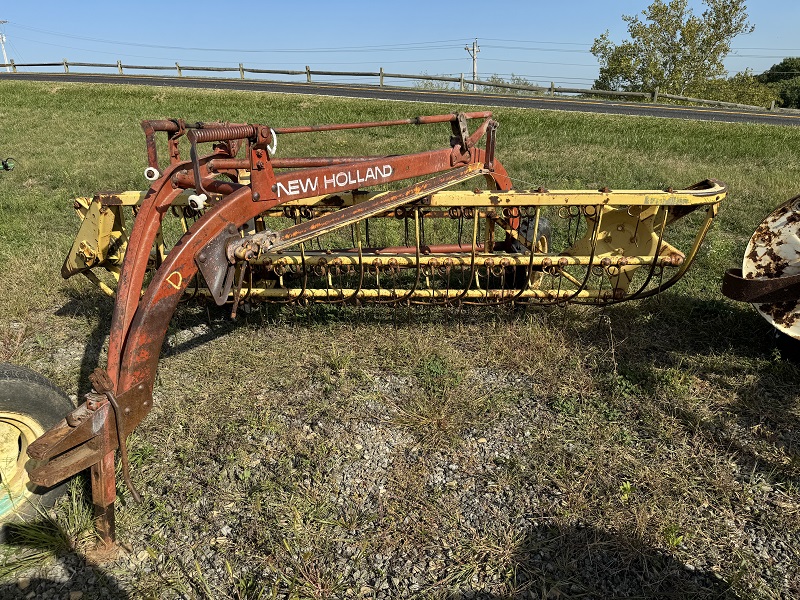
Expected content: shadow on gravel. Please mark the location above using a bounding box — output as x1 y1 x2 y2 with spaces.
0 521 130 599
449 523 733 599
55 290 115 397
56 286 800 486
599 294 800 481
54 284 496 392
55 287 239 395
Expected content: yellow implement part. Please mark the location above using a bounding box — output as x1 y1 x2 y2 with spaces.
73 181 726 210
64 180 725 303
251 252 682 268
62 197 128 279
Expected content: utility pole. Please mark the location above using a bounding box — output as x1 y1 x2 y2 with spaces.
0 21 9 73
464 38 479 91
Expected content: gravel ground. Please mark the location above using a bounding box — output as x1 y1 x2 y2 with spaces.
2 306 799 599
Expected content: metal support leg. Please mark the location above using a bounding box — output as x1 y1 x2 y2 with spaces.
91 450 117 547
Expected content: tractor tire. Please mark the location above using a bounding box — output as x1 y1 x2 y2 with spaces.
0 363 73 538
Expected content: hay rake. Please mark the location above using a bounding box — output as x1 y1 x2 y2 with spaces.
19 112 725 548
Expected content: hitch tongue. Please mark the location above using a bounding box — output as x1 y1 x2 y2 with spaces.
27 394 112 487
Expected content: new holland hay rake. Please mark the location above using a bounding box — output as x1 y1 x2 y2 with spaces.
15 112 725 548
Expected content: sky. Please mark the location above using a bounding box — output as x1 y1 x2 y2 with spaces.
1 1 797 88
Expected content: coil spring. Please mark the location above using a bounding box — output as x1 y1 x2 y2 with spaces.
188 125 258 144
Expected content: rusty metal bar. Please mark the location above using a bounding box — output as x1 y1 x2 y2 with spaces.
209 156 388 171
229 164 486 260
273 112 492 134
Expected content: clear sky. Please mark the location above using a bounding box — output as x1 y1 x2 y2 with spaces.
1 1 797 87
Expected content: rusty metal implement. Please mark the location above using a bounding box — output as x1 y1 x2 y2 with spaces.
30 113 727 548
723 195 800 339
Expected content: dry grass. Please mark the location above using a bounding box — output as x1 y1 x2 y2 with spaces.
0 80 799 598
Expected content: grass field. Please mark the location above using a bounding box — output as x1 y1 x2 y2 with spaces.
0 80 799 599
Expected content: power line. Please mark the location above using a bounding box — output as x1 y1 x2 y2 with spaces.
11 35 476 67
482 44 592 54
11 34 606 74
732 46 800 51
729 53 799 59
481 57 597 68
9 23 466 54
13 20 800 61
481 37 591 47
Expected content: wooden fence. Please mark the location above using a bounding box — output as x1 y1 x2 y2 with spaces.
0 59 786 113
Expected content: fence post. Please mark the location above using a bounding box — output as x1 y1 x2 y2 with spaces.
306 65 311 83
176 62 182 77
63 59 69 74
460 73 464 92
239 63 245 79
550 82 555 96
652 87 659 103
117 60 123 75
9 59 15 73
380 67 384 87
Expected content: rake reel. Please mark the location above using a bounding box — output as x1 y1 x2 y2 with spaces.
25 112 725 549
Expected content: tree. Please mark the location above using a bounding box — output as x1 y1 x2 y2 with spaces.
592 0 754 95
757 57 800 84
691 70 776 107
756 58 800 108
772 78 800 108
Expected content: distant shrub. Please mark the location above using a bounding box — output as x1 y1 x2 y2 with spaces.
413 72 456 91
478 74 544 96
687 71 777 108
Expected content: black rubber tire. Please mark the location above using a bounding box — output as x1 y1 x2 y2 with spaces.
0 363 74 538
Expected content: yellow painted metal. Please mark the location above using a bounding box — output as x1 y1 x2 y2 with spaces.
71 182 727 210
64 180 725 302
235 287 619 300
63 197 128 278
252 252 682 268
563 205 680 293
429 185 726 207
82 270 117 297
0 412 46 511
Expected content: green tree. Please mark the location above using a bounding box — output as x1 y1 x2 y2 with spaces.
757 57 800 84
757 58 800 108
772 78 800 108
691 70 776 107
592 0 754 95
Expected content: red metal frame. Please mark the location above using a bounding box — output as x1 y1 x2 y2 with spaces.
27 112 510 547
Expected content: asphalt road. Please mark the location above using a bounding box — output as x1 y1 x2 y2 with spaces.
4 71 799 127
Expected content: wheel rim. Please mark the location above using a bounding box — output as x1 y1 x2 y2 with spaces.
743 195 800 340
0 412 45 519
